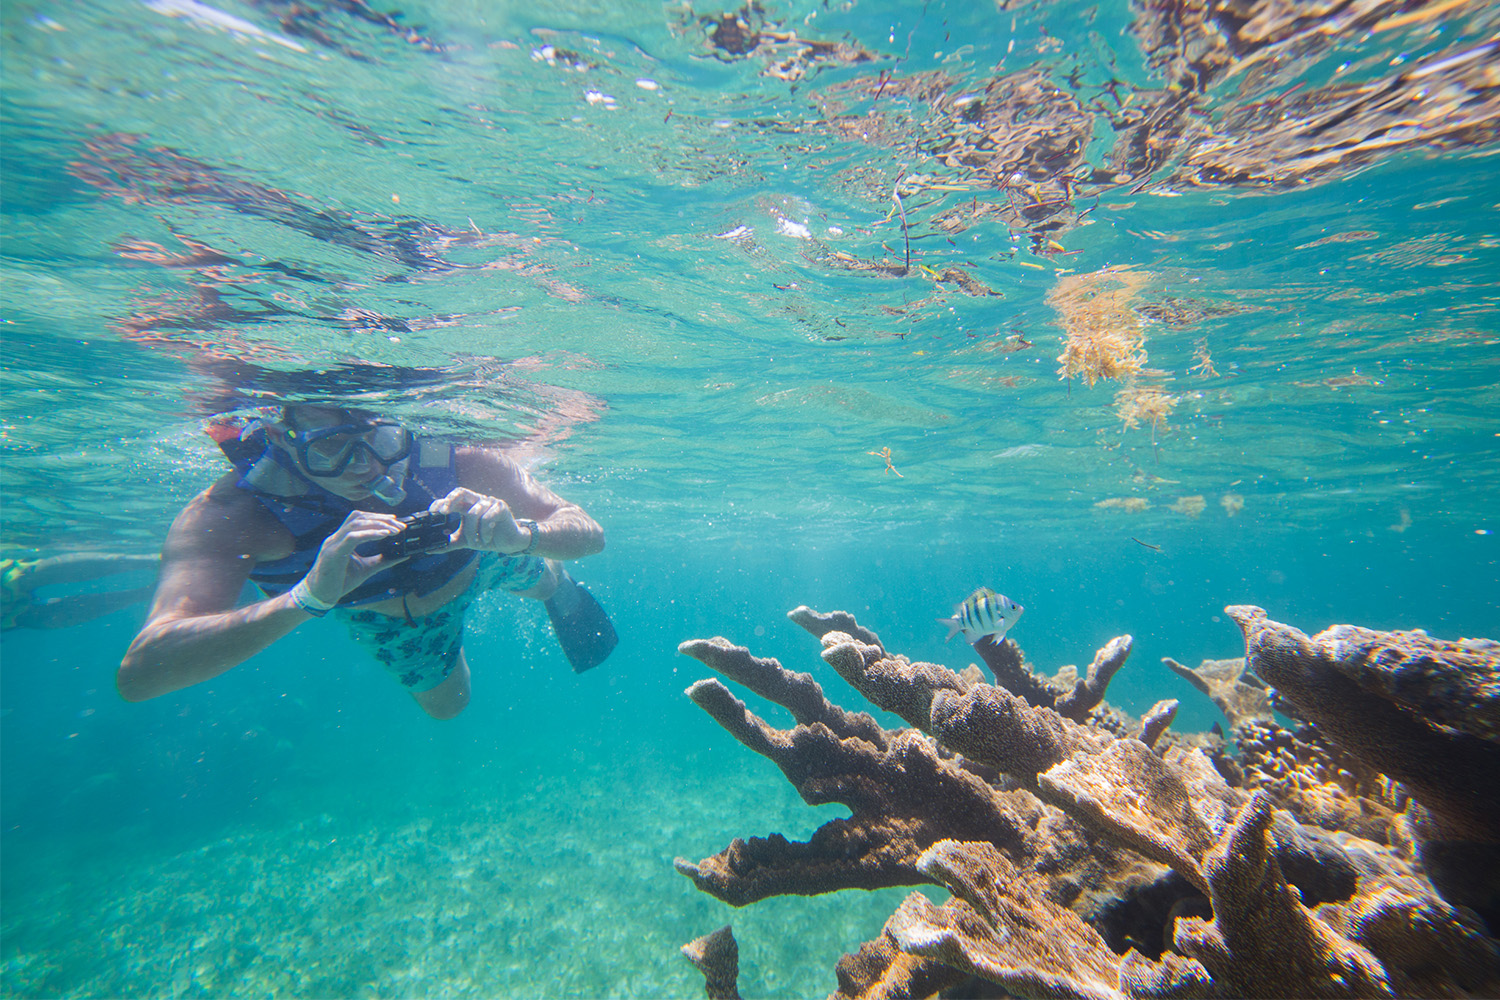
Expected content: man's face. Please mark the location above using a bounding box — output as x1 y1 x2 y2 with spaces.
272 406 410 502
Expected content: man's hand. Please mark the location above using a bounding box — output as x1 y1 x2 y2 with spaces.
302 510 407 604
430 487 534 555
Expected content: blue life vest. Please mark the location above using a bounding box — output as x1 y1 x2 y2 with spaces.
215 423 478 607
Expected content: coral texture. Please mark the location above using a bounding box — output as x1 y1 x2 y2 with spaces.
681 925 741 1000
677 606 1500 1000
1160 655 1273 734
1226 605 1500 928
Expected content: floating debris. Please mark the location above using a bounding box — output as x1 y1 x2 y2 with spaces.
1095 497 1151 512
682 3 876 80
973 333 1033 354
1136 296 1251 330
1050 268 1153 387
1115 385 1177 435
1170 495 1207 518
1296 231 1380 249
1190 340 1219 379
867 446 903 477
993 444 1048 460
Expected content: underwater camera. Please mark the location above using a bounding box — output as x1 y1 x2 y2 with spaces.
372 511 459 558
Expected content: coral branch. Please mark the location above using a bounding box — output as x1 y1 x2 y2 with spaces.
928 683 1107 783
675 678 1028 905
1161 655 1274 733
832 931 966 1000
894 841 1130 1000
972 635 1057 704
814 626 1117 783
788 605 885 650
818 632 971 732
1226 605 1500 923
1139 699 1178 748
1057 635 1135 722
1038 740 1234 894
680 637 888 746
972 632 1133 723
681 925 741 1000
1156 793 1394 1000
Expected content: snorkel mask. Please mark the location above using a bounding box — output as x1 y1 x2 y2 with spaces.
281 410 414 506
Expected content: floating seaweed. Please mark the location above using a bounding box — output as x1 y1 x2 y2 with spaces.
1136 298 1250 330
1295 372 1379 390
1115 386 1177 437
1050 268 1154 387
1096 497 1151 513
676 606 1500 998
246 0 446 59
683 2 876 79
785 1 1500 266
1296 231 1381 250
1189 340 1220 379
1169 495 1206 518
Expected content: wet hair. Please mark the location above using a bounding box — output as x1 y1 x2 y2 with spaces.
277 403 382 428
195 360 463 415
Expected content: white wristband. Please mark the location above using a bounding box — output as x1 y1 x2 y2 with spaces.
289 579 336 617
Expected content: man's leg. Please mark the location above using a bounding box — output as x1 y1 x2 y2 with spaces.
18 587 156 629
413 649 471 719
25 554 159 589
513 559 560 602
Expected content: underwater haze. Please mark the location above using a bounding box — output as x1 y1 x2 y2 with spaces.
2 0 1498 996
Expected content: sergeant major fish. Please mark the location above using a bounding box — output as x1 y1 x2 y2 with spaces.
938 587 1024 644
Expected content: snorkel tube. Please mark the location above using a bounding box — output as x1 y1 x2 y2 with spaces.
366 459 409 506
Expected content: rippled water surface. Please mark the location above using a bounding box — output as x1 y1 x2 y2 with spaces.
2 0 1498 996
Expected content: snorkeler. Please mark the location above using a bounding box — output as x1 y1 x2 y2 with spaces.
117 404 617 719
1 552 159 631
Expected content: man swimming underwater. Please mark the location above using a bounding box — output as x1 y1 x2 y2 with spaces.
119 403 616 718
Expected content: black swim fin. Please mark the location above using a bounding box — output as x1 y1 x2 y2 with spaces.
544 573 618 673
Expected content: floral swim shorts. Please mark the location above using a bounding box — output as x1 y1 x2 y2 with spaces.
337 552 547 692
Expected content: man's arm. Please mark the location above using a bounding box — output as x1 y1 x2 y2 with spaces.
118 477 405 701
449 448 605 561
117 480 312 701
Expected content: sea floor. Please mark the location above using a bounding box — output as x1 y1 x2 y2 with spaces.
0 745 913 999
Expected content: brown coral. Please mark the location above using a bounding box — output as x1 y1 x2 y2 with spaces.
681 925 741 1000
1161 656 1274 734
673 639 1035 906
675 606 1500 999
891 841 1128 999
1234 719 1405 846
1227 606 1500 926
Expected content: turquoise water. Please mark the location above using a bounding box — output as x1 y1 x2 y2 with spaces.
2 0 1498 996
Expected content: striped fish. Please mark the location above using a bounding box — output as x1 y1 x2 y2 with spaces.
937 587 1024 644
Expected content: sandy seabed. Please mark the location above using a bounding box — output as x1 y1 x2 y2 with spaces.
1 749 911 999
